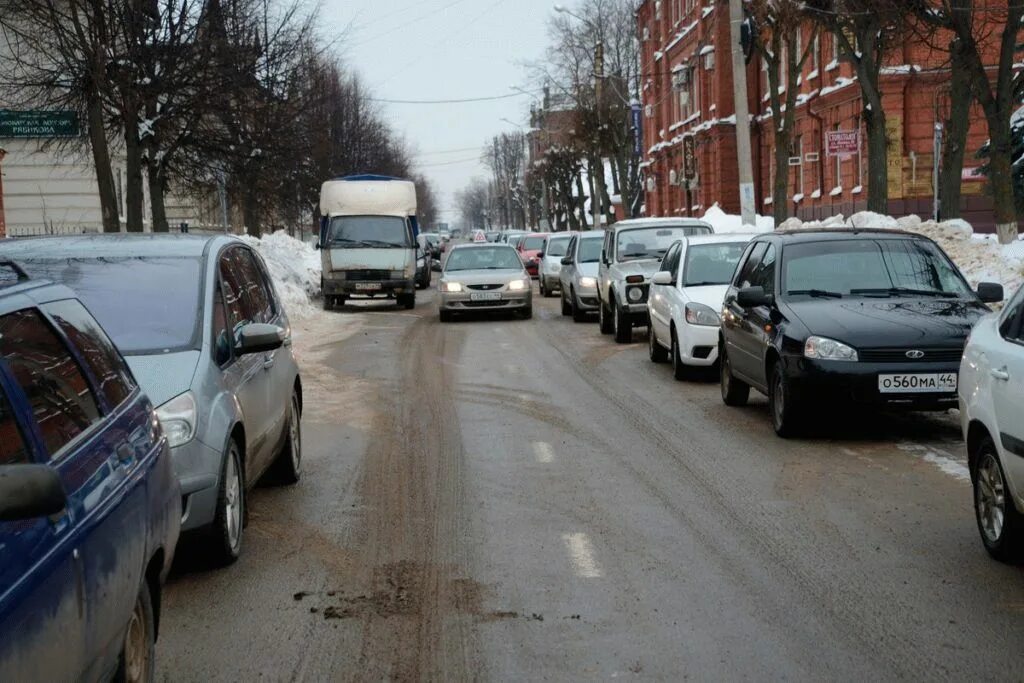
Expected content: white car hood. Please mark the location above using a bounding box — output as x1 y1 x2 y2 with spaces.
683 284 731 310
577 262 599 278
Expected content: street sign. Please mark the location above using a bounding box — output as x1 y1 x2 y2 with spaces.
825 130 859 158
0 110 80 138
631 103 642 156
683 135 697 180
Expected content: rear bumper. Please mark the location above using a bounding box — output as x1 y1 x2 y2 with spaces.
783 355 961 409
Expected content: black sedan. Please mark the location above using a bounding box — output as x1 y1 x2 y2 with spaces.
718 229 1003 437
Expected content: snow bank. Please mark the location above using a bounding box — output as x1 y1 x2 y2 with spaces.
240 231 321 318
700 204 775 234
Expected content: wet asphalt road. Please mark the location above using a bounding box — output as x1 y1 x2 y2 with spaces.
156 284 1024 681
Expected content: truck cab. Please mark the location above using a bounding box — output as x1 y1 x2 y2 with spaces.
318 175 420 310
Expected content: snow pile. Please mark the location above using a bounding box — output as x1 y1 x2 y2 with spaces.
701 204 776 234
241 231 321 318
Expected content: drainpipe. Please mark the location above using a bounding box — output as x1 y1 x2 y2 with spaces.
0 147 7 238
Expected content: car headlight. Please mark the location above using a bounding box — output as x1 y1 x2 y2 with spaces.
155 391 197 448
684 303 720 326
804 335 858 361
579 276 597 289
508 279 529 291
627 286 645 303
440 282 463 292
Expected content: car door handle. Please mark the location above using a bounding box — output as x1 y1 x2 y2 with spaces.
991 367 1011 381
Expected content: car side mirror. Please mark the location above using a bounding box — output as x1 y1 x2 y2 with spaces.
236 323 286 355
0 465 67 522
315 241 321 250
560 256 573 266
977 282 1004 304
736 286 774 308
652 271 673 286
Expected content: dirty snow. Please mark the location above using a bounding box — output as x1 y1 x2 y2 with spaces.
241 231 321 319
700 204 775 234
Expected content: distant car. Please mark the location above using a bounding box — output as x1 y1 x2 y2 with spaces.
440 231 452 242
648 234 755 378
438 244 532 322
558 231 604 322
1 235 303 564
485 231 501 243
538 232 574 297
0 264 179 681
415 234 433 289
960 284 1024 561
421 232 443 258
719 229 1002 437
517 233 549 279
502 230 528 246
597 218 714 343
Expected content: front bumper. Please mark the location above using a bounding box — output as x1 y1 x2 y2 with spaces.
575 288 600 311
171 438 224 532
783 355 961 409
677 323 721 367
439 290 532 311
324 278 416 297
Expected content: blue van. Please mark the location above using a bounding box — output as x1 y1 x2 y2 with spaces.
0 264 180 681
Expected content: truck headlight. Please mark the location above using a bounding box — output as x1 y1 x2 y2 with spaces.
155 391 197 448
627 286 645 303
508 279 529 291
804 336 858 361
579 276 597 289
684 303 720 326
440 282 463 292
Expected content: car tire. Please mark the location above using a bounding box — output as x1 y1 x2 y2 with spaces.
599 295 614 335
399 293 416 310
322 295 333 311
769 363 804 438
439 310 453 323
208 440 244 566
522 305 533 320
973 437 1024 563
613 299 631 344
720 346 750 407
561 290 571 316
115 581 155 683
648 325 668 363
539 279 547 297
571 289 587 322
671 329 690 381
269 392 302 485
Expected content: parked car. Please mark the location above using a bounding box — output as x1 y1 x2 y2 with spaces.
517 233 550 279
597 218 714 343
421 232 443 259
648 234 755 378
502 231 528 247
485 231 502 243
438 244 532 322
960 283 1024 561
0 264 179 681
538 232 575 297
415 234 434 288
0 235 303 564
559 231 604 322
718 229 1002 437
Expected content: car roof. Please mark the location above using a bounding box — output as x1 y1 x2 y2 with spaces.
764 228 931 242
681 233 757 246
0 233 241 260
523 232 549 238
612 217 713 231
449 242 517 250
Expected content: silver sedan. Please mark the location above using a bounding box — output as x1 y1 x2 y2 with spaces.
438 244 533 322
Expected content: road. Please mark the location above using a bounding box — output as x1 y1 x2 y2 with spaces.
156 285 1024 681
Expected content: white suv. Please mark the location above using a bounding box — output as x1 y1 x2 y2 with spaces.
959 282 1023 561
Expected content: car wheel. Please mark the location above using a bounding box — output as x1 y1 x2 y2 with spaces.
720 346 750 407
269 392 302 484
571 289 587 322
671 329 690 381
521 305 533 320
399 293 416 310
439 310 453 323
539 279 547 297
613 300 631 344
561 290 571 316
209 440 244 565
974 438 1024 562
648 324 668 363
115 582 155 683
769 363 804 438
599 295 614 334
323 295 333 311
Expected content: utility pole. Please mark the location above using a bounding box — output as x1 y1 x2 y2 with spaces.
593 40 604 230
728 0 756 228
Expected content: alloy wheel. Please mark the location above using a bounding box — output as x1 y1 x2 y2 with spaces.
225 450 242 551
977 452 1006 543
123 598 149 683
289 396 302 475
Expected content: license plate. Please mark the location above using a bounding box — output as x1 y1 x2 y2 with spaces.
878 373 958 394
354 282 381 291
470 292 502 301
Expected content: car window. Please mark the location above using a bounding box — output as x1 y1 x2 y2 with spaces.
0 309 102 459
445 247 522 271
750 244 777 294
522 237 546 251
0 387 30 465
235 249 276 323
212 284 232 366
44 300 137 410
736 242 768 289
1000 287 1024 342
661 243 680 280
546 237 571 258
603 232 614 263
579 238 603 264
683 242 749 287
219 249 252 341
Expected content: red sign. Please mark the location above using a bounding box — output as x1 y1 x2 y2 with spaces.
826 130 860 158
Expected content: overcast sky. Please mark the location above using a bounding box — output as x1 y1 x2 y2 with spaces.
323 0 557 222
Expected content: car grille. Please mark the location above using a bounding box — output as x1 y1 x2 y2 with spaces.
858 347 964 363
461 300 511 308
346 270 391 281
467 283 503 291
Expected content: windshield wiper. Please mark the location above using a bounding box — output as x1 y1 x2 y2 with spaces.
358 240 406 248
850 287 957 298
788 289 843 299
329 238 369 247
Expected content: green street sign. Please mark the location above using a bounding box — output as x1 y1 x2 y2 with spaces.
0 110 80 138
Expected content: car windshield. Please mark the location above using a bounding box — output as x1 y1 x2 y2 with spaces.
683 243 748 286
522 237 546 251
578 237 603 263
783 239 973 297
445 247 522 272
19 256 203 353
617 226 712 261
546 237 570 257
327 216 411 248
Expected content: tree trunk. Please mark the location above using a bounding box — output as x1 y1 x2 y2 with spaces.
148 165 169 232
243 184 261 237
940 45 972 220
575 173 589 227
986 113 1019 243
773 133 791 224
864 106 888 214
86 90 121 233
124 113 145 232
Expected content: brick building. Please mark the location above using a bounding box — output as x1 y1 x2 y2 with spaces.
637 0 998 227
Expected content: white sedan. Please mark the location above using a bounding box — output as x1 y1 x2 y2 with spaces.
647 234 755 379
959 282 1023 561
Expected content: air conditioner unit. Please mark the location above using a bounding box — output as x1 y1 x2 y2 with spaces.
669 169 678 185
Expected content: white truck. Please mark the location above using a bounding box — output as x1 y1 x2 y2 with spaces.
318 175 420 310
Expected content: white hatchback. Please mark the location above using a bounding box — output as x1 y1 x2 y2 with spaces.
960 283 1024 561
647 234 755 379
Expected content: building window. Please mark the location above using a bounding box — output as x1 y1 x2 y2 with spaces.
812 34 819 73
856 116 864 188
791 135 804 198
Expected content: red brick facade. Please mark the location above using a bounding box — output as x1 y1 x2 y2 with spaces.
637 0 1000 228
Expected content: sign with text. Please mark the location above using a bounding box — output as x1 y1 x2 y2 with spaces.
825 130 859 158
0 110 80 138
682 135 697 180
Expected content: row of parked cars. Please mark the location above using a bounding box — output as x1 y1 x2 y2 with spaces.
0 234 303 679
533 218 1024 563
